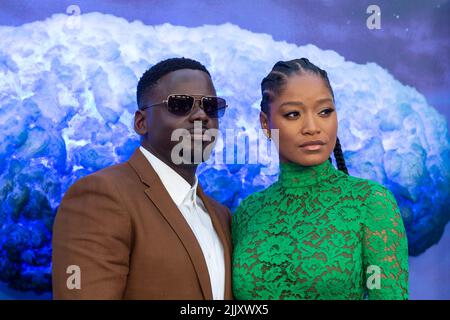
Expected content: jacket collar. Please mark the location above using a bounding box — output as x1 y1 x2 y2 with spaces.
127 147 232 300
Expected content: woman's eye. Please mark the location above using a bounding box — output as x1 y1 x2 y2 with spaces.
319 108 335 116
284 111 300 118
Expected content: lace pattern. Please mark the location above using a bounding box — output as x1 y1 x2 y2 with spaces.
232 160 409 300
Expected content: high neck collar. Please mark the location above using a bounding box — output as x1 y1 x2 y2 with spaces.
279 160 335 188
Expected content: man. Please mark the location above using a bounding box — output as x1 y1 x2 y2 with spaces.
52 57 233 299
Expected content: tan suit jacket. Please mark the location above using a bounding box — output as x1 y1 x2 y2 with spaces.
52 148 233 299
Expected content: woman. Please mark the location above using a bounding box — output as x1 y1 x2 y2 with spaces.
232 58 408 300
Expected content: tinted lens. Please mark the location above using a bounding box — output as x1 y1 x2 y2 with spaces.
167 95 194 115
202 97 227 118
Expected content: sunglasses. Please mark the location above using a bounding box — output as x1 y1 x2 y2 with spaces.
141 94 227 118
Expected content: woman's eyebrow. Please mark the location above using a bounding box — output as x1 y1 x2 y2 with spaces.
316 98 334 104
278 98 334 109
278 101 305 108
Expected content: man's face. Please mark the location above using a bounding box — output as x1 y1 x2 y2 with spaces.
134 69 219 166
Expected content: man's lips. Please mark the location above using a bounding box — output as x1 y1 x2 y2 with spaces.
187 128 212 141
188 129 208 134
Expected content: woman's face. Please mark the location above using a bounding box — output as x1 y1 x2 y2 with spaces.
260 72 338 166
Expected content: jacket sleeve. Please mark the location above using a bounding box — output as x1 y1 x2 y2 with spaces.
52 173 131 299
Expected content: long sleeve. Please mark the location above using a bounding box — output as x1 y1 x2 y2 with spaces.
52 173 132 299
362 184 409 300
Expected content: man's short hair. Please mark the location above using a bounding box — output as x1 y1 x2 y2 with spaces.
136 57 211 108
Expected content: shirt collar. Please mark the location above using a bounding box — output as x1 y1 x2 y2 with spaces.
139 146 198 206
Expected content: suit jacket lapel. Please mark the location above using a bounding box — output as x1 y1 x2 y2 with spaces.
197 186 233 300
128 148 213 300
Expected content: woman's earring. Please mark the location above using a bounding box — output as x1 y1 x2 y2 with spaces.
266 128 271 140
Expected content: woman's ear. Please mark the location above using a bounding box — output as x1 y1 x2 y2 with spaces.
260 111 270 139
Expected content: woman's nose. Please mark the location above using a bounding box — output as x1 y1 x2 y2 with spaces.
301 113 320 135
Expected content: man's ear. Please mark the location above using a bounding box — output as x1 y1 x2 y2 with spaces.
260 111 270 138
134 109 147 136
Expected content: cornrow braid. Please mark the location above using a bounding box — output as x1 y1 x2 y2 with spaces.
262 58 348 175
328 137 348 174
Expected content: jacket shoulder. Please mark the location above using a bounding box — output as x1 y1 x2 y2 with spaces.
70 161 138 188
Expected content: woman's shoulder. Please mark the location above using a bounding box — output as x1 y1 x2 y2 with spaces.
333 170 395 201
334 173 402 229
236 183 278 210
343 174 401 219
233 182 281 219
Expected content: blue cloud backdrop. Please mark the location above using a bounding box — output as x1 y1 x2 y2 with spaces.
0 12 449 294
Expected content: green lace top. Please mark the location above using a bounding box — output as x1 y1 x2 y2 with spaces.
232 160 409 300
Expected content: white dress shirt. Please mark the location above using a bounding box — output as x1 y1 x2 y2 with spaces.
139 146 225 300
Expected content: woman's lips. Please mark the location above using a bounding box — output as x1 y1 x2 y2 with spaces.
299 139 325 151
300 144 323 151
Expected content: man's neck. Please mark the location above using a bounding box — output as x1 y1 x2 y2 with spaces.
141 143 197 186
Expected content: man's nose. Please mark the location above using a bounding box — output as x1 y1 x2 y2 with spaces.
189 99 209 122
